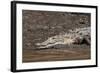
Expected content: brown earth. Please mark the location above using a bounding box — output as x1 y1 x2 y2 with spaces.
23 47 90 62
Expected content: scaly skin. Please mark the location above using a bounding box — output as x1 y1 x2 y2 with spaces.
36 27 90 48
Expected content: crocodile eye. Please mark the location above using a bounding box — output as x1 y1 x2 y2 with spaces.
51 37 55 39
79 33 82 35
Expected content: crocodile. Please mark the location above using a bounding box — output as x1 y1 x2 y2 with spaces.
35 27 91 48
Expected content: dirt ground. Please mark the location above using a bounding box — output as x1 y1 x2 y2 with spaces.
23 45 90 62
22 10 91 63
